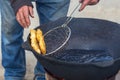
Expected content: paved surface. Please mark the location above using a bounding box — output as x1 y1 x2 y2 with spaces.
0 0 120 80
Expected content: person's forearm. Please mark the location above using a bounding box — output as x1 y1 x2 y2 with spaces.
10 0 33 15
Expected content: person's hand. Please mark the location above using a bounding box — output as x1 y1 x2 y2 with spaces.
79 0 99 11
16 5 34 28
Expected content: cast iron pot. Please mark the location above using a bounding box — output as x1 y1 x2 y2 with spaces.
23 17 120 80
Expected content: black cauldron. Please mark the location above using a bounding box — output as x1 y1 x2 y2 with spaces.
23 17 120 80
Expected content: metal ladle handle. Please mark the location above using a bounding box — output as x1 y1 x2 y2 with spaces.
62 3 80 27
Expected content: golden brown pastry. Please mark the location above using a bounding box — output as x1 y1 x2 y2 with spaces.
36 29 42 41
30 29 41 54
36 29 46 54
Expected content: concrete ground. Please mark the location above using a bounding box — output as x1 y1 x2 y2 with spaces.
0 0 120 80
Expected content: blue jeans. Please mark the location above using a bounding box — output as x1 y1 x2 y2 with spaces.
1 0 26 80
1 0 70 80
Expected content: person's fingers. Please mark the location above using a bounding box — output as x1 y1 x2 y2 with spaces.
28 6 34 18
79 0 91 11
79 0 99 11
88 0 99 5
16 10 27 28
19 10 28 28
23 6 31 28
16 12 22 26
16 6 32 28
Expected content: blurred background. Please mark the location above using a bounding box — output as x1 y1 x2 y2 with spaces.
0 0 120 80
